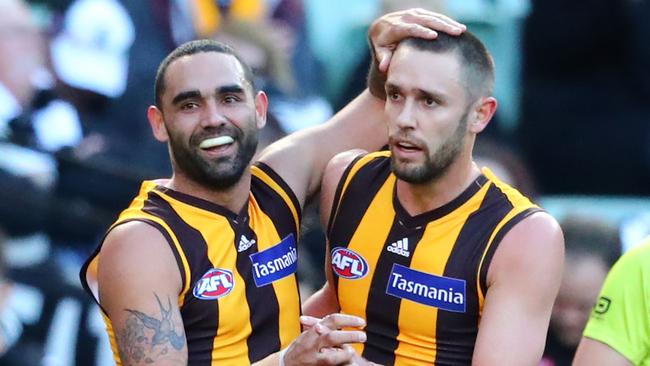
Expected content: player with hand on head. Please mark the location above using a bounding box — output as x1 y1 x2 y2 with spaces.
304 18 564 366
79 8 465 366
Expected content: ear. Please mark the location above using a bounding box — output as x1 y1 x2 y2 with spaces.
147 105 169 142
254 91 268 129
469 96 497 134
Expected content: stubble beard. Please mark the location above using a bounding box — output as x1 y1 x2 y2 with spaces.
168 122 259 190
391 112 468 185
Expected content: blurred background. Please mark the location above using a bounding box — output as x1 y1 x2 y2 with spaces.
0 0 647 364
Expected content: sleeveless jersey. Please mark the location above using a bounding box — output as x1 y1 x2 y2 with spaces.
327 151 541 366
80 162 302 365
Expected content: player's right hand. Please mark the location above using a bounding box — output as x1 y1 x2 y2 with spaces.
369 8 466 72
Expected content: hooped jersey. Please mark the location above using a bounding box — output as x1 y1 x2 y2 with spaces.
80 162 302 365
327 151 541 366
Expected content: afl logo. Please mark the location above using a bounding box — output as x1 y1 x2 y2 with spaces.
193 268 234 300
331 247 368 279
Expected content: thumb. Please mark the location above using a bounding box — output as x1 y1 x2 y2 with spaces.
378 51 392 72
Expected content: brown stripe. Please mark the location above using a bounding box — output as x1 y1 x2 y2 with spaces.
361 219 427 365
143 191 218 366
434 184 513 365
327 153 366 234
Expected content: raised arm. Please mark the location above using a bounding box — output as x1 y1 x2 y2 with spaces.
472 212 564 366
98 222 187 365
256 9 465 208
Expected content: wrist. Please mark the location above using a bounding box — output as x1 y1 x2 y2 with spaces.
278 347 288 366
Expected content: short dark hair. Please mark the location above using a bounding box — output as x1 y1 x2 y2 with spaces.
401 32 495 101
560 215 622 267
154 39 256 108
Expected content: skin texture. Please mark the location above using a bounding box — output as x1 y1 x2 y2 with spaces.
572 338 633 366
305 42 565 366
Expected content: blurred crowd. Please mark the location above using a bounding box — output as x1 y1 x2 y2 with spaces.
0 0 648 364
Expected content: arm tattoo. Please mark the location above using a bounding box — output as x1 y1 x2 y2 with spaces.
117 293 186 365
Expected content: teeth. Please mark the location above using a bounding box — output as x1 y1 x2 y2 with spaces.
199 136 234 149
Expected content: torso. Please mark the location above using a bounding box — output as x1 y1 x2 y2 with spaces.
82 162 302 365
328 151 540 366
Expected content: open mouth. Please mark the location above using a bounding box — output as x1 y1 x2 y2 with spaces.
395 141 422 152
199 136 235 151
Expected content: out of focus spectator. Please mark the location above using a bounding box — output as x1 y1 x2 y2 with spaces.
541 215 621 366
474 137 539 199
0 228 113 366
519 0 650 195
0 0 113 244
573 236 650 366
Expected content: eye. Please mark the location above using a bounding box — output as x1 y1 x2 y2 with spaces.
223 95 241 103
388 91 401 102
180 102 199 111
423 97 437 107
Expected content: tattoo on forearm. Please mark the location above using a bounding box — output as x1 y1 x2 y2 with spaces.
117 293 186 365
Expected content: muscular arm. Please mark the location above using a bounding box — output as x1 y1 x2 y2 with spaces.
98 222 187 365
472 212 564 366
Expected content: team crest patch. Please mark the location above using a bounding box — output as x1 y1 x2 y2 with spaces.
330 247 368 279
386 264 466 313
193 268 235 300
249 234 298 287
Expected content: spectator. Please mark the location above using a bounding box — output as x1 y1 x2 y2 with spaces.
573 236 650 366
542 215 621 366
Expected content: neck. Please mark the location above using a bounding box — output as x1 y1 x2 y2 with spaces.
166 169 252 214
396 152 481 216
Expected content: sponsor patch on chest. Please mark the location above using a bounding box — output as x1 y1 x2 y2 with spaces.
386 264 466 312
193 268 235 300
249 234 298 287
330 247 369 279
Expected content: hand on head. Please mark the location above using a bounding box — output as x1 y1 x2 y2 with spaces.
369 8 466 72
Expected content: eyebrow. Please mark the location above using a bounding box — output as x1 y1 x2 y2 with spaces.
217 84 246 95
386 82 445 102
171 90 201 106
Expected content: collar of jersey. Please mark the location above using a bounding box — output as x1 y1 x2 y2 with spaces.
392 174 488 228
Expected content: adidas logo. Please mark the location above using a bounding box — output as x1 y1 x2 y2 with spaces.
238 235 256 252
387 238 410 257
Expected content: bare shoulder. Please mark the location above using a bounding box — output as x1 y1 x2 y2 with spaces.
99 221 183 306
488 211 565 286
319 149 367 229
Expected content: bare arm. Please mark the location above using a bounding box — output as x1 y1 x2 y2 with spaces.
257 10 465 208
572 338 633 366
472 212 564 366
98 222 186 365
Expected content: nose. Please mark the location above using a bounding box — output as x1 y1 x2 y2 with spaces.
201 100 228 128
395 99 417 130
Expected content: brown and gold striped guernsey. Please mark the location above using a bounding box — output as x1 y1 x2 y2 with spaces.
327 151 541 366
80 162 302 365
